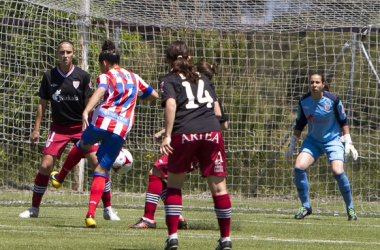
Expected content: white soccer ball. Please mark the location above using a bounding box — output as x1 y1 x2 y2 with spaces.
112 148 133 174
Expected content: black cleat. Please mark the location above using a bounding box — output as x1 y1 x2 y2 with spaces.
347 208 358 221
294 206 312 219
178 216 188 229
215 239 232 250
164 238 178 250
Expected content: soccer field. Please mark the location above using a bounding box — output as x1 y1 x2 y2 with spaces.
1 205 379 250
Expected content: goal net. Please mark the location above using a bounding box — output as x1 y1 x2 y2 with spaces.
1 0 380 214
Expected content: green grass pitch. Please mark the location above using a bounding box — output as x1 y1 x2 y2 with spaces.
1 205 379 249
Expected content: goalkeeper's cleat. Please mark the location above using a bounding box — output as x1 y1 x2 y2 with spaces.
215 239 232 250
164 238 178 250
19 207 39 218
128 217 156 229
347 208 358 221
50 171 63 189
103 207 120 221
85 215 97 228
177 216 188 229
294 206 312 219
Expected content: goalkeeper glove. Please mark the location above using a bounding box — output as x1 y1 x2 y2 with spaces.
285 135 299 161
340 134 359 160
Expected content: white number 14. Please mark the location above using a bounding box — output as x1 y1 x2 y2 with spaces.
182 79 213 109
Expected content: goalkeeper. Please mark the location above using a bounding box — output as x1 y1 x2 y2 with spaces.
285 72 359 221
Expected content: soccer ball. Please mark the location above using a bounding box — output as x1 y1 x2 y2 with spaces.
112 148 133 174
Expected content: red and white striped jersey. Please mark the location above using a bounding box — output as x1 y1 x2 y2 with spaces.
89 67 154 139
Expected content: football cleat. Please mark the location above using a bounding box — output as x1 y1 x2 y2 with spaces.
215 239 232 250
128 217 157 229
178 216 188 229
103 207 120 221
294 206 312 219
50 171 63 189
19 207 39 218
347 208 358 221
164 238 178 250
85 215 97 228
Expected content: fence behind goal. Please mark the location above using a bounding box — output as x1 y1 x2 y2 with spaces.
1 0 380 214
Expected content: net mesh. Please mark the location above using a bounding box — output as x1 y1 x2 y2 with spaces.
1 0 380 214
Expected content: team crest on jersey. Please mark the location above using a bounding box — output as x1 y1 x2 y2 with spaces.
73 81 80 89
51 83 58 87
324 104 331 111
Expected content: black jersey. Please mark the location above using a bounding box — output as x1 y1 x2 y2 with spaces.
160 73 221 134
38 66 93 125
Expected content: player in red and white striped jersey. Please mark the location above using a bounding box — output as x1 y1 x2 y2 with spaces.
55 40 158 228
90 68 152 139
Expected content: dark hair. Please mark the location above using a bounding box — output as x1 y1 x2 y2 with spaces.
310 71 330 91
166 40 198 84
57 40 74 51
98 40 120 65
193 62 218 81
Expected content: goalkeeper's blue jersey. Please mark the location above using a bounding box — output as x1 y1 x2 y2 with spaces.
295 91 347 143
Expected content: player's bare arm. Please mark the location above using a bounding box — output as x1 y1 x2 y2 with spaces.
160 98 176 155
82 87 106 130
213 100 222 120
30 98 48 145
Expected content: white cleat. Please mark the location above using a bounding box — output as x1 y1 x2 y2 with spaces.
103 207 120 221
19 207 39 218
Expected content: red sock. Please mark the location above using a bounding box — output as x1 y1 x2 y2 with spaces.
165 188 182 235
213 194 231 238
57 144 86 180
101 176 111 208
31 172 50 208
86 175 106 218
143 175 163 220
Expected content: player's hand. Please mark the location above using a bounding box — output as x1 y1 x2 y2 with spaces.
30 130 40 145
160 136 173 155
341 134 359 160
82 113 89 131
285 135 299 161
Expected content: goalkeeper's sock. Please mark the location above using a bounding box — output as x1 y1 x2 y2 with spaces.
57 142 87 181
86 174 106 218
213 193 231 238
101 176 111 208
143 175 163 220
31 171 50 208
334 173 353 209
294 168 310 208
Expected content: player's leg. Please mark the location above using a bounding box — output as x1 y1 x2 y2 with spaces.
293 152 315 219
51 141 90 188
327 141 357 221
207 175 232 250
293 140 319 219
129 167 164 228
85 130 124 228
19 154 56 218
85 149 120 221
199 131 231 250
164 172 186 250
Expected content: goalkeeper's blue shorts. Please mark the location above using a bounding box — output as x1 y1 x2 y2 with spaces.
299 137 345 162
